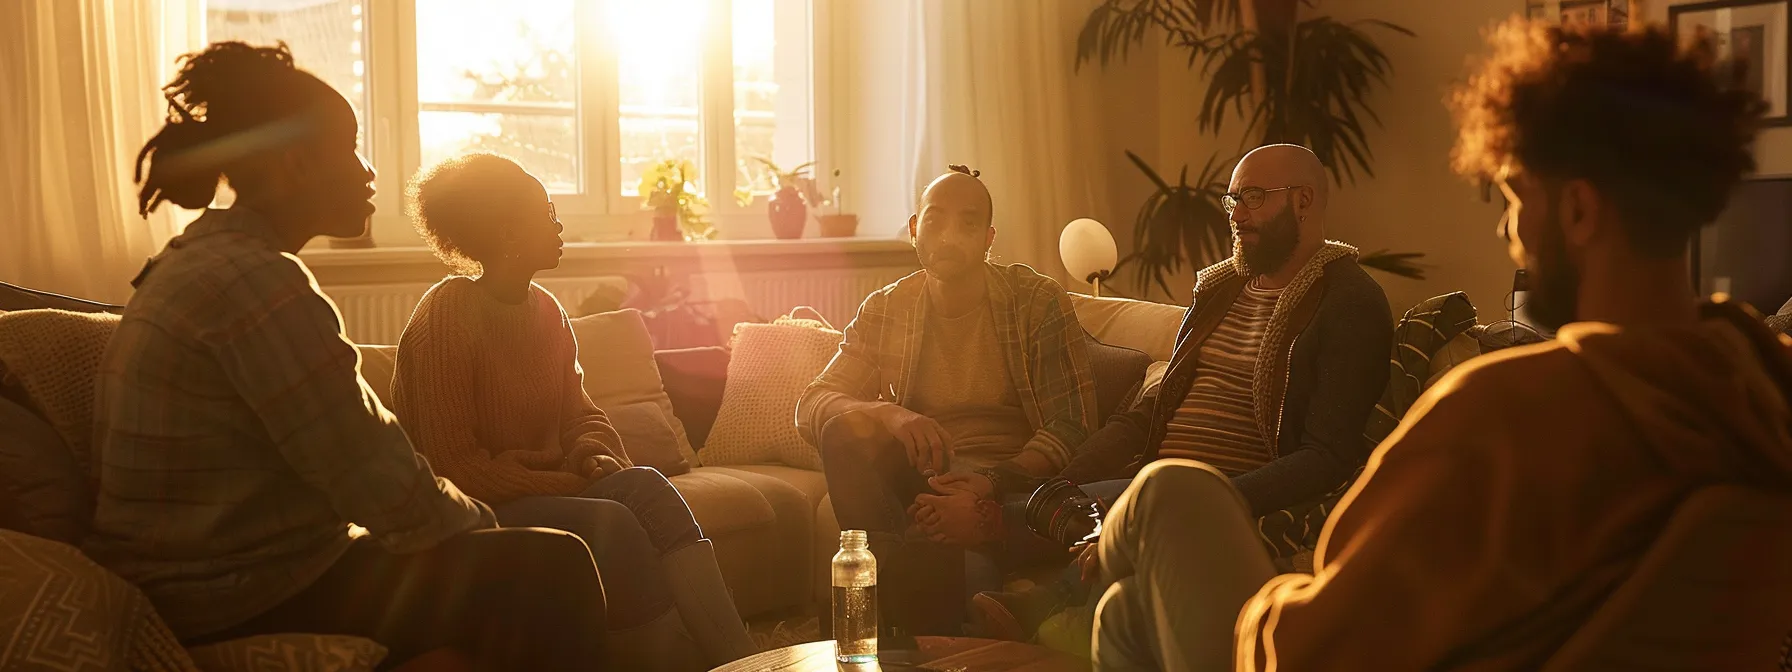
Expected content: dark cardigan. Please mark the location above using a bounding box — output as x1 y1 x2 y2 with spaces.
1059 251 1393 517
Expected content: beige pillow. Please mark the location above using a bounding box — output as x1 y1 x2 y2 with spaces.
187 634 387 672
0 310 121 478
602 400 689 476
568 309 700 469
0 530 199 672
700 317 842 470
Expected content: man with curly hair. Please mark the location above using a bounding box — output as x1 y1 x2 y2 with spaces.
1087 19 1792 671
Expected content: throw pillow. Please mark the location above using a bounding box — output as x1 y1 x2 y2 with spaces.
568 309 700 469
0 310 122 479
187 635 387 672
601 401 689 476
0 395 89 543
700 316 842 470
0 530 199 672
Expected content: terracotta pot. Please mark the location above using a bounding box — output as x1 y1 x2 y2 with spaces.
650 212 683 242
817 213 859 238
768 186 807 240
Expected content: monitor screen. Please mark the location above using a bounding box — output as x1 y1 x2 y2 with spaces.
1695 176 1792 314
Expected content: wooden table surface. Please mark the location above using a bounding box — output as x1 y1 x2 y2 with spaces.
711 636 1089 672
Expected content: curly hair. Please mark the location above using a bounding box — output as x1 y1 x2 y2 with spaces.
135 41 335 216
406 153 538 275
1450 19 1765 257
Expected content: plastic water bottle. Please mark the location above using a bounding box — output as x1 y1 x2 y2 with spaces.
831 529 877 664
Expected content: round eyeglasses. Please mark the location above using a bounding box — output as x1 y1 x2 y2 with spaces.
1221 186 1300 215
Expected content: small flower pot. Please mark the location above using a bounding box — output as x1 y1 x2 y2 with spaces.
817 213 859 238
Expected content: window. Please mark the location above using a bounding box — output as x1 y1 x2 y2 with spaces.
201 0 820 241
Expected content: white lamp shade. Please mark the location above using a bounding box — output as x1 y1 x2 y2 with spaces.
1060 218 1118 284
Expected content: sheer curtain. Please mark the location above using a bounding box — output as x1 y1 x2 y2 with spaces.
905 0 1109 280
0 0 184 303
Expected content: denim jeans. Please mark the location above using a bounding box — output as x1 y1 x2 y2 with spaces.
493 467 701 629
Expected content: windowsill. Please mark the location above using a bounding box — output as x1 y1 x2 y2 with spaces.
300 236 920 286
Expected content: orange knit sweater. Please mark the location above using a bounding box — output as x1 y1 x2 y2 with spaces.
390 277 629 505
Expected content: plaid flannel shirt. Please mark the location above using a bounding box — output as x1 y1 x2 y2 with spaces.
84 208 494 639
795 262 1096 471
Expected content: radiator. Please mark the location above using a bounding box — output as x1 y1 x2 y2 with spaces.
321 267 911 345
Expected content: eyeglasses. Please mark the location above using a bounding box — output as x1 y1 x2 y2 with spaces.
1221 186 1300 215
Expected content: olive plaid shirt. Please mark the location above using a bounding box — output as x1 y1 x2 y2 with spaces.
84 208 494 639
796 262 1097 471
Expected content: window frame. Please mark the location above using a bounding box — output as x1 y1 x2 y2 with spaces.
361 0 829 244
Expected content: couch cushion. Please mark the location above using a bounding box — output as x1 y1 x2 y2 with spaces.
0 530 197 671
655 347 729 451
0 282 123 314
0 396 88 543
703 464 829 512
671 466 815 618
669 469 776 536
187 634 388 671
569 309 701 470
1069 294 1186 362
1087 339 1151 421
0 310 121 479
701 319 839 471
601 401 690 476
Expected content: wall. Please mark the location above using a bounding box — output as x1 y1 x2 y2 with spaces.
1653 0 1792 175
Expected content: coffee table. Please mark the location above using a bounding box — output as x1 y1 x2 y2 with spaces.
711 636 1089 671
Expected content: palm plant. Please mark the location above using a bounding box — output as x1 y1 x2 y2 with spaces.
1080 0 1426 291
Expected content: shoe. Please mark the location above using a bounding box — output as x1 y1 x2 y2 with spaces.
967 585 1069 642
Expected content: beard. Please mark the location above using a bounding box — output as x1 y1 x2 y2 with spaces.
918 238 980 280
1524 202 1581 332
1237 206 1301 277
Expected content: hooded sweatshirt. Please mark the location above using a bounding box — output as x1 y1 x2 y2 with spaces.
1237 300 1792 671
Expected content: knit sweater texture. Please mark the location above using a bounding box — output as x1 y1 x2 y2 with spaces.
390 277 629 505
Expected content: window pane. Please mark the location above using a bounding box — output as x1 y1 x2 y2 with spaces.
415 0 575 105
419 112 578 193
206 0 371 156
610 0 706 197
416 0 578 191
732 0 813 198
733 0 776 195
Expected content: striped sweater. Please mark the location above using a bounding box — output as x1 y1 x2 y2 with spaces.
1159 280 1281 473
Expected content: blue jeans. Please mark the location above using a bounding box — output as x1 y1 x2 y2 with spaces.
493 467 702 629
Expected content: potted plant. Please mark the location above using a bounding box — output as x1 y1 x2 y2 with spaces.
753 157 816 240
805 169 856 238
1080 0 1426 291
638 159 714 242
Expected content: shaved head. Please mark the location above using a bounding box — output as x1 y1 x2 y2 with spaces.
910 166 995 282
1235 144 1328 209
1228 144 1328 277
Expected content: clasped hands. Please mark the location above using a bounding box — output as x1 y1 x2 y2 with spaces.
866 404 999 547
562 442 625 479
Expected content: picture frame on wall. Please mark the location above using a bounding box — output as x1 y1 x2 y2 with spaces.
1525 0 1633 29
1671 0 1792 126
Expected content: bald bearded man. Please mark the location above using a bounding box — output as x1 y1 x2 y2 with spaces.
796 165 1098 637
966 144 1393 643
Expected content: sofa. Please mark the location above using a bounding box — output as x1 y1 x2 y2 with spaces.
0 279 1186 670
349 293 1185 620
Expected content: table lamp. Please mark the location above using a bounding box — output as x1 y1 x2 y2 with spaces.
1060 218 1118 297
